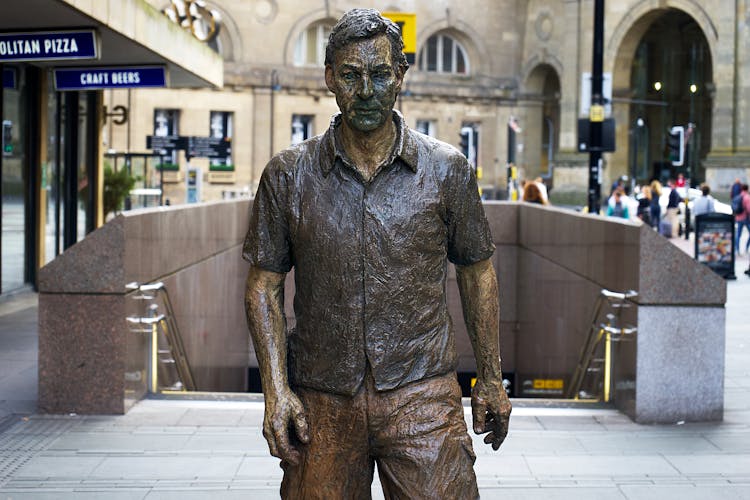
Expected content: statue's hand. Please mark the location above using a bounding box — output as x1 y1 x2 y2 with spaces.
263 386 309 465
471 377 511 450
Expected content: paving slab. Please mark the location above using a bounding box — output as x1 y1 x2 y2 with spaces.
524 455 679 476
479 487 627 500
619 484 750 500
48 431 193 453
90 456 244 480
664 454 750 475
0 491 148 500
13 456 105 479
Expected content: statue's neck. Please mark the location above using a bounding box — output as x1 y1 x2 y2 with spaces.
339 120 396 182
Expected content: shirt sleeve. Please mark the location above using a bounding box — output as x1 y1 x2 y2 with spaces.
242 161 293 273
444 154 495 266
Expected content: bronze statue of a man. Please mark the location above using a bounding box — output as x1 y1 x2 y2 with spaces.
243 8 511 499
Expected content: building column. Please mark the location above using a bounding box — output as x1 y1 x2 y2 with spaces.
553 0 590 191
704 2 749 191
252 87 272 183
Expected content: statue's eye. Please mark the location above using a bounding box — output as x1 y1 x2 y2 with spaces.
372 70 390 80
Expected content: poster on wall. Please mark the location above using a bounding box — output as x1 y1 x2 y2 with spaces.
694 213 735 279
153 109 180 171
209 111 233 172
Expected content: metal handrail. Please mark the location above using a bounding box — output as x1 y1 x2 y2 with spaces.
127 282 196 392
565 289 638 401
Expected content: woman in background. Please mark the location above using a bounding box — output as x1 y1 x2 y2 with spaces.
523 181 548 205
649 180 663 229
637 185 653 226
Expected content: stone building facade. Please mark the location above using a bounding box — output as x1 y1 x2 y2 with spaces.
106 0 750 204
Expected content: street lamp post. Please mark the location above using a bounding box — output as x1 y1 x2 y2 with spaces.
631 118 646 193
587 0 605 214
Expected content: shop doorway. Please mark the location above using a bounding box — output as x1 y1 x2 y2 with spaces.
44 89 99 263
1 66 29 293
0 65 101 296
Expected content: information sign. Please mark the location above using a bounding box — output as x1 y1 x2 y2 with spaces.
146 135 230 160
146 135 188 154
0 30 98 62
54 66 167 91
580 71 612 117
186 136 231 160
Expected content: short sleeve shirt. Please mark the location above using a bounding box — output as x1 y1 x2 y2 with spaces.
243 111 495 396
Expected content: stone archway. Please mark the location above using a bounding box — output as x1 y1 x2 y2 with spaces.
522 63 561 181
610 7 714 186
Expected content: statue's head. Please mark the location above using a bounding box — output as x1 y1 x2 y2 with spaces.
325 9 409 76
324 9 409 133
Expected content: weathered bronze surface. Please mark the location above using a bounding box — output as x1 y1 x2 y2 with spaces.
243 8 511 498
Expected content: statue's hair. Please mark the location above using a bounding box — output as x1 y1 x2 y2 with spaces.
325 9 409 74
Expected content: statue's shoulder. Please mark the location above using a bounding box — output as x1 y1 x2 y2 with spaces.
264 134 326 177
407 128 471 176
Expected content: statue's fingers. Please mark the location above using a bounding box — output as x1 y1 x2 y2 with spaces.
273 423 300 465
263 424 281 459
498 415 510 440
472 397 487 434
293 409 310 444
492 436 503 450
492 419 509 450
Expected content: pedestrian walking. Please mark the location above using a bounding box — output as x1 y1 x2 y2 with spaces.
734 183 750 255
666 179 681 238
692 183 715 217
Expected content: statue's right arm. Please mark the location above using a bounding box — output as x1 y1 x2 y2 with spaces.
245 265 309 465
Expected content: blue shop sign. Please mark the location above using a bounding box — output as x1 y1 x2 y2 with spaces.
54 66 167 91
0 30 98 62
3 68 16 89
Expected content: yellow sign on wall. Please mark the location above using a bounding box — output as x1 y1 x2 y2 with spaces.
532 379 564 390
382 12 416 64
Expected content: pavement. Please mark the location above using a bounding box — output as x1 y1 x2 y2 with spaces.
0 238 749 499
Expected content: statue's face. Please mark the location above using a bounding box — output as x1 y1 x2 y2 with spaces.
326 35 403 133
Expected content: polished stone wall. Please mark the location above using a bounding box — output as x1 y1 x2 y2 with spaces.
635 306 725 423
38 200 726 422
501 203 726 423
38 200 252 414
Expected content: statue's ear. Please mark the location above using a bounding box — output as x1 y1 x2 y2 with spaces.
394 65 406 94
325 65 336 93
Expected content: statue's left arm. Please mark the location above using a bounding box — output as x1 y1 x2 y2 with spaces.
455 257 512 450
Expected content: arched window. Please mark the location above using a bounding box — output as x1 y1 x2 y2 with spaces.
418 34 468 74
294 22 333 67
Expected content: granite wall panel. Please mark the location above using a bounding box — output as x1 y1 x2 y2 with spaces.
163 245 249 392
515 248 603 378
38 218 125 294
39 294 126 414
484 202 518 245
637 226 726 305
634 305 725 423
123 200 251 285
